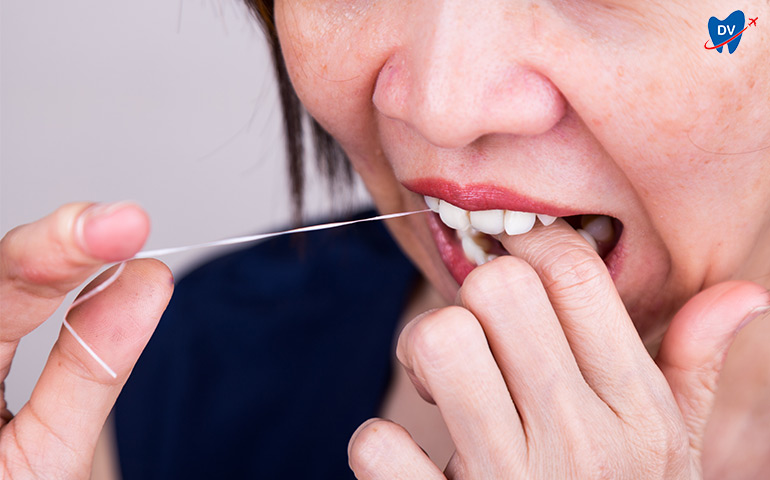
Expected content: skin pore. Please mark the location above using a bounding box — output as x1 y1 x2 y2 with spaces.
273 0 770 476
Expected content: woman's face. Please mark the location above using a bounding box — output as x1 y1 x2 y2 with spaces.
274 0 770 344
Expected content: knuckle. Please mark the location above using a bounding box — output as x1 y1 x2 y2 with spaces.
641 409 690 461
460 255 539 308
555 406 623 479
408 306 479 368
576 453 615 480
618 397 690 476
539 247 608 302
563 427 617 480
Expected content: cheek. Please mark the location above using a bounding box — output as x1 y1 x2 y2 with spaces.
551 3 770 283
275 1 394 158
616 66 769 284
275 1 419 220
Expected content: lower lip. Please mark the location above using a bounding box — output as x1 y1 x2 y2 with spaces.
426 212 625 285
426 212 476 284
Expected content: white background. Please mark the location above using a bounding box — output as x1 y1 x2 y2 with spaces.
1 0 369 413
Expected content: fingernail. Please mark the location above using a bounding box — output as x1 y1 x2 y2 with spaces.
75 201 136 255
737 305 770 333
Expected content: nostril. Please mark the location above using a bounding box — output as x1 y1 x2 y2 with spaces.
372 54 410 122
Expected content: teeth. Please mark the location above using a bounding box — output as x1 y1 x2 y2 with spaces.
469 209 505 235
431 198 563 265
458 229 498 265
537 214 557 226
504 210 537 235
429 197 616 265
433 199 549 238
581 215 614 243
438 200 471 231
461 234 489 265
424 195 440 213
577 228 600 253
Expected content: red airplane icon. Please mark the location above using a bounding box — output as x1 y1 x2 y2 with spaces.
748 17 758 27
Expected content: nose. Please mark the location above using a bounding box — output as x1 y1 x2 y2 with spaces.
373 1 567 149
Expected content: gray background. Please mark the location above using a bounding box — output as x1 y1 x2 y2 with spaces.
1 0 369 413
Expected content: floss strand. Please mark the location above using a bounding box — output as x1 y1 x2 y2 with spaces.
63 209 430 377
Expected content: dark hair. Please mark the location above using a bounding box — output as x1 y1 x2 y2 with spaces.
244 0 352 218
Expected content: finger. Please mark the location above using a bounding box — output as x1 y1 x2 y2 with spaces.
396 307 526 477
4 259 172 477
0 202 149 333
458 256 604 433
0 202 149 381
348 418 446 480
497 219 661 411
657 281 769 454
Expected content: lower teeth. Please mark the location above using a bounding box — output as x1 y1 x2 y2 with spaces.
457 229 499 265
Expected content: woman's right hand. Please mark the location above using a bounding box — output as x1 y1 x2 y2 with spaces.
0 202 173 479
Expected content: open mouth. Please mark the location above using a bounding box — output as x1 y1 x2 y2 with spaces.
423 195 624 284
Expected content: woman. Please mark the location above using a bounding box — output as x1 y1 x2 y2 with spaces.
1 0 769 478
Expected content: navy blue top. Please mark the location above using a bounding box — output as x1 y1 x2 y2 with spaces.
114 210 420 479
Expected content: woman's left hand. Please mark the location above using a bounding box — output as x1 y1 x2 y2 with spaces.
348 220 769 479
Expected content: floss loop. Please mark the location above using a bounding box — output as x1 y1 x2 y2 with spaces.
62 261 126 379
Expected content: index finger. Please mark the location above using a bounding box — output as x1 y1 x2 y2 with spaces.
497 219 664 410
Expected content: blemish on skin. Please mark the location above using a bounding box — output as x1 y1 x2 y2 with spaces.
617 66 625 78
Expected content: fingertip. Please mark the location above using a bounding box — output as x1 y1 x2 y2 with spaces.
75 202 150 262
138 258 176 302
349 417 384 459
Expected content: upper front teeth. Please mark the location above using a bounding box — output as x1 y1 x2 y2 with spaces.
469 209 505 235
438 200 471 230
427 196 552 236
425 195 440 213
504 210 536 235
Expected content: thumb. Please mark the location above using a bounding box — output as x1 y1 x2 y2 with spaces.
656 281 770 455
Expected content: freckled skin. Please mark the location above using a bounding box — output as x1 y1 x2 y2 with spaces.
275 0 770 345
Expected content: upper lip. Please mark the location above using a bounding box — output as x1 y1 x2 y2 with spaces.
403 178 598 218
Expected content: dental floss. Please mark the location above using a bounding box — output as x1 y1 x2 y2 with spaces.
134 209 430 258
62 262 126 378
63 208 431 378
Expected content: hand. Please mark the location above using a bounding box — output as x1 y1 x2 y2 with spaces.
0 202 173 479
348 219 769 479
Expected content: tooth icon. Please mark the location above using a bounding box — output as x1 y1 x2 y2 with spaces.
707 10 746 54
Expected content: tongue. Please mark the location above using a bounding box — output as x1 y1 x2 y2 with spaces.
577 214 621 258
581 215 615 243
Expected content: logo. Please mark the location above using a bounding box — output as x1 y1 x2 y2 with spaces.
705 11 758 53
